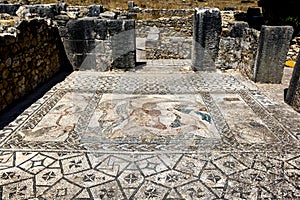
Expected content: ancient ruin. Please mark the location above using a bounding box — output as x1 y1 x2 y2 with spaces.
0 0 300 199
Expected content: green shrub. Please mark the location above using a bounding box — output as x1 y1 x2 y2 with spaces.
280 16 300 36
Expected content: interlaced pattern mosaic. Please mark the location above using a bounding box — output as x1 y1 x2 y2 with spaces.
0 68 299 199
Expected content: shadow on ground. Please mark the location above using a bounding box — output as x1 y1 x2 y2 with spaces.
0 71 71 129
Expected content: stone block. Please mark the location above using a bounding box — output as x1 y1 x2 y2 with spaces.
147 26 160 41
69 53 96 70
63 39 86 54
145 26 160 48
192 8 222 71
111 30 136 62
239 27 260 79
111 51 135 69
87 5 103 17
109 20 136 63
54 14 69 21
67 53 80 69
63 18 135 71
86 40 96 53
253 25 293 83
79 53 96 70
85 40 106 54
66 18 96 40
96 54 110 71
100 11 116 20
123 19 135 30
93 40 106 54
94 19 107 40
0 4 20 16
107 19 123 36
216 37 241 69
285 53 300 112
127 13 137 19
58 26 69 37
145 40 160 48
128 1 134 11
26 4 61 19
230 21 249 37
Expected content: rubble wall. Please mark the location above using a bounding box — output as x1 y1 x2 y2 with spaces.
136 16 192 38
0 19 71 112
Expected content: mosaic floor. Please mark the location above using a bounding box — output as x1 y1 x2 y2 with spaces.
0 60 299 199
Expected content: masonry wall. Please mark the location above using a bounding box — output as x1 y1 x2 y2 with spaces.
136 16 192 38
62 18 136 71
215 20 260 73
239 28 260 78
141 10 246 60
216 22 260 79
0 19 71 112
146 37 192 59
286 37 300 61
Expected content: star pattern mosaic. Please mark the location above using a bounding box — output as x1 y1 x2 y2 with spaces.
0 60 299 199
0 151 299 199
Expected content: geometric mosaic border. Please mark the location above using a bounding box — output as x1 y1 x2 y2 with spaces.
0 150 299 199
1 88 299 153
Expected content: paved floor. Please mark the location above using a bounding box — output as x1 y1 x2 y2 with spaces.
0 60 299 199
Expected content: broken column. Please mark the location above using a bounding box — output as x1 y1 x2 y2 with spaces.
253 25 293 83
192 8 222 71
285 53 300 112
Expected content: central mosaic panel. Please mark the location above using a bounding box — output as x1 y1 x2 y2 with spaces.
81 94 220 145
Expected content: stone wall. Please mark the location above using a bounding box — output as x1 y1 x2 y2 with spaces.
287 37 300 61
1 3 136 71
239 28 260 78
0 3 20 16
137 16 192 60
0 3 105 20
141 10 248 60
221 10 246 31
215 37 242 69
0 13 19 33
136 16 192 38
63 18 136 71
146 37 192 59
216 20 249 69
0 19 71 112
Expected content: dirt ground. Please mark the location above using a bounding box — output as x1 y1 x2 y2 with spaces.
8 0 259 10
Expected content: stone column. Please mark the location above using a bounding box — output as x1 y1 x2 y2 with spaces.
253 25 293 83
285 53 300 112
192 8 221 71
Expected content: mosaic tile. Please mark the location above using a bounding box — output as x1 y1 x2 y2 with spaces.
0 61 300 199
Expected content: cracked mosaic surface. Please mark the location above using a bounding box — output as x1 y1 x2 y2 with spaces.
0 60 299 199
